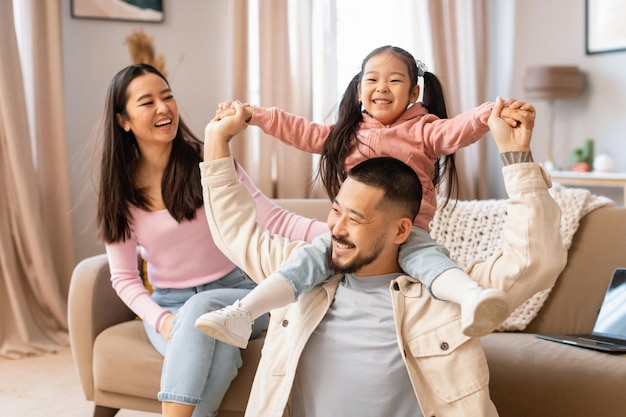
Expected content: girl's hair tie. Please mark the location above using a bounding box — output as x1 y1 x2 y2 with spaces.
416 60 427 77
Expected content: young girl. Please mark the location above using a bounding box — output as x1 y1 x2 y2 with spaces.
96 64 327 417
195 46 518 347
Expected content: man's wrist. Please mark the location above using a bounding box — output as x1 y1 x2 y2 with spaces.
203 135 232 161
500 151 533 165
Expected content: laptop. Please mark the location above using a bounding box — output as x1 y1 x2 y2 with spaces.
535 268 626 353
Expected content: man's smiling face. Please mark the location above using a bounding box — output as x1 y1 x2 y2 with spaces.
326 177 404 276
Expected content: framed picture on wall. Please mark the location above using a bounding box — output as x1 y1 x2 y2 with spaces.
586 0 626 54
71 0 164 23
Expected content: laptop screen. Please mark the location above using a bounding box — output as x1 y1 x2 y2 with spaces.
593 268 626 340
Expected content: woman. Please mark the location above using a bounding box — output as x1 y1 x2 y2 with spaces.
95 63 326 417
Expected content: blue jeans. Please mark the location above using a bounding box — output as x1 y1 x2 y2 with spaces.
143 267 267 417
277 228 458 298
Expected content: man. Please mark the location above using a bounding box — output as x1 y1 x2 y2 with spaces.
199 97 567 416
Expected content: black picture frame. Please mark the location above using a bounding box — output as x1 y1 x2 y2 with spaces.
71 0 164 23
586 0 626 55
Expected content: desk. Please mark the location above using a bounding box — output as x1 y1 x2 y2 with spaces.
549 170 626 204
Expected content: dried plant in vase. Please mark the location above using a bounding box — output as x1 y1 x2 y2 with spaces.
124 29 167 77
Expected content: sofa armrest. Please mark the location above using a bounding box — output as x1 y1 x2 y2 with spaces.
525 206 626 334
68 253 136 400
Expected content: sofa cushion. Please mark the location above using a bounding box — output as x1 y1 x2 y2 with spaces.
92 319 263 413
430 184 613 331
93 321 162 399
481 332 626 417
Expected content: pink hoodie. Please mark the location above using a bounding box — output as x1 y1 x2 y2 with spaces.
249 101 493 230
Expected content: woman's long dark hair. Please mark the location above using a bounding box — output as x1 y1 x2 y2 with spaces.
319 45 459 208
96 63 203 243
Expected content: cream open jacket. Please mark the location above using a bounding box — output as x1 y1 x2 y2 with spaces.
200 157 567 417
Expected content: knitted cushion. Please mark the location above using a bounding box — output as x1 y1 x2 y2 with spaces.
429 183 613 331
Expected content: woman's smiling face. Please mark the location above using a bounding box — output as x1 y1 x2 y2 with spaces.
117 72 180 146
358 51 420 126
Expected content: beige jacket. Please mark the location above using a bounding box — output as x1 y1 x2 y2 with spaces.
201 157 567 417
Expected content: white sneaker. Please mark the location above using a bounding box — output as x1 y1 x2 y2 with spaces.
461 286 511 338
195 301 253 349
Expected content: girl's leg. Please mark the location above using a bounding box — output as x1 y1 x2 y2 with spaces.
399 227 511 337
195 233 334 347
224 234 336 319
430 268 511 337
238 272 295 319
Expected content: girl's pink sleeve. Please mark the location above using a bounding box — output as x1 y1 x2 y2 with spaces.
420 101 493 155
105 238 170 332
248 106 333 154
235 163 328 243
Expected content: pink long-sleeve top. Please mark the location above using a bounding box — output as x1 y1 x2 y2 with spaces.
105 163 328 333
249 102 493 230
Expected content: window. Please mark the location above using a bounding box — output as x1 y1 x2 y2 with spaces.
335 0 431 101
244 0 431 187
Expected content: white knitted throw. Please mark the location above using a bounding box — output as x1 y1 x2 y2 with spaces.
429 183 614 331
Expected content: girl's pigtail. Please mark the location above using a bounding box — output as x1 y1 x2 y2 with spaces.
422 71 458 208
319 72 363 200
422 72 448 119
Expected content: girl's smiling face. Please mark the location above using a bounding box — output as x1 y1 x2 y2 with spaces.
117 72 179 147
358 51 420 126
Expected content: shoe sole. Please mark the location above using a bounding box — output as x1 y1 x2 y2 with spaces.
195 317 249 349
462 296 511 338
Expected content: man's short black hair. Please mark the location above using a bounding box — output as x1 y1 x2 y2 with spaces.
347 157 422 219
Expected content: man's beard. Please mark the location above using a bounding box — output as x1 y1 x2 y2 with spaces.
327 234 386 274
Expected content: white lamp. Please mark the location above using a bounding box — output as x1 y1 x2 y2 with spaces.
523 66 585 170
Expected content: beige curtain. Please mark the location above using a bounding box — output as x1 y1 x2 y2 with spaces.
228 0 316 198
227 0 254 181
428 0 489 200
229 1 490 199
0 0 74 358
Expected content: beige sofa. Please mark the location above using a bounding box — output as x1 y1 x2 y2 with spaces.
68 199 330 417
68 198 626 417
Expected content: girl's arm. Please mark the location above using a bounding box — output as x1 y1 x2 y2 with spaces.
420 100 522 156
248 106 333 154
235 162 328 243
420 102 493 156
105 239 170 332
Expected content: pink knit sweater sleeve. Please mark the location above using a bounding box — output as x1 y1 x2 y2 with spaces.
105 238 170 332
235 163 328 243
248 107 333 154
105 163 326 335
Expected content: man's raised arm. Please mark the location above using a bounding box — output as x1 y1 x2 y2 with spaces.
467 97 567 309
200 103 307 283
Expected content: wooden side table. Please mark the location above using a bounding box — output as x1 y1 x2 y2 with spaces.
549 170 626 205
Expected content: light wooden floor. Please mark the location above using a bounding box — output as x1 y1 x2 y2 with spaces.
0 347 160 417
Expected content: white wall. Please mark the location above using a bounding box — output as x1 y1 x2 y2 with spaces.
62 0 233 261
62 0 626 261
514 0 626 173
487 0 626 200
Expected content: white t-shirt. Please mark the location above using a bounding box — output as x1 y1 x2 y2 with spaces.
292 272 424 417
